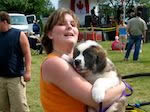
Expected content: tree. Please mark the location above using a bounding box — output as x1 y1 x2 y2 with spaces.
138 0 150 7
41 0 55 17
0 0 55 16
25 0 55 16
98 0 150 18
0 0 28 13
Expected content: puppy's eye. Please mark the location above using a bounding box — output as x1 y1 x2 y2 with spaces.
83 52 93 59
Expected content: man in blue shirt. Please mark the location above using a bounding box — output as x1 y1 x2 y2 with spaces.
33 20 40 36
0 11 31 112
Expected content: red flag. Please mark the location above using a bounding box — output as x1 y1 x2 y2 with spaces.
70 0 89 13
85 0 89 13
70 0 75 12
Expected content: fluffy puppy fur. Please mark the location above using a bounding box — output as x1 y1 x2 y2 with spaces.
72 40 127 112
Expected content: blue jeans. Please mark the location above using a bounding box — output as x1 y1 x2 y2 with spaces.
125 35 142 60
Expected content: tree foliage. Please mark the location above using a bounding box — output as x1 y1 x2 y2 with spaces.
0 0 28 13
99 0 150 8
41 0 55 17
0 0 55 16
139 0 150 7
98 0 150 16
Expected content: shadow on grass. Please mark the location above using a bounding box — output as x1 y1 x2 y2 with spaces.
112 59 150 64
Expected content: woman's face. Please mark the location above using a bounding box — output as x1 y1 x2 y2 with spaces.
48 13 79 49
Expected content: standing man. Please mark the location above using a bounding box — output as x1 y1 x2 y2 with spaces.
91 6 96 17
0 11 31 112
90 6 98 26
32 20 40 37
124 11 147 61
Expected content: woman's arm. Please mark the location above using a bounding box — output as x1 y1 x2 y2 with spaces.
42 57 125 109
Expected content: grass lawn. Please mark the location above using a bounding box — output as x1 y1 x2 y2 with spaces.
27 41 150 112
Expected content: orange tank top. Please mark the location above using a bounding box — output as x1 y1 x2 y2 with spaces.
40 53 86 112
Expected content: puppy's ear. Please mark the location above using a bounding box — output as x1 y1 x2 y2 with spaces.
95 47 107 73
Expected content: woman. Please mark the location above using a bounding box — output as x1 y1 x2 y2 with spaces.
40 8 125 112
117 20 127 52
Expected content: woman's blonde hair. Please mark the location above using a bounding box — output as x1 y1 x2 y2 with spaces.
41 8 80 54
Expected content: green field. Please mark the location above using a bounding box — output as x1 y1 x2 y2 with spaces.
27 41 150 112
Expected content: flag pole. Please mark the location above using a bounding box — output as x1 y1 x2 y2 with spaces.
123 0 126 22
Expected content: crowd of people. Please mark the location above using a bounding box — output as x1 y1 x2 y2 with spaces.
124 11 147 61
112 8 147 61
90 5 147 62
0 6 147 112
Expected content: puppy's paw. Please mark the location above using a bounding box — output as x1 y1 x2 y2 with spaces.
92 87 105 103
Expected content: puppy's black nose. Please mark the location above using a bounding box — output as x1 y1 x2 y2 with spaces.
74 59 81 66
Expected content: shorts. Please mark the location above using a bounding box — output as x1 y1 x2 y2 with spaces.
119 35 127 44
0 76 30 112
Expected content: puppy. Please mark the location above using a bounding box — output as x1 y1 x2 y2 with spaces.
72 40 127 112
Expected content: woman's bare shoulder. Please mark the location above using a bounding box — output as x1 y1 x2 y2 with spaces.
42 56 71 71
42 56 74 82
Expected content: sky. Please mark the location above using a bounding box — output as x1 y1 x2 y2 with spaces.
51 0 59 9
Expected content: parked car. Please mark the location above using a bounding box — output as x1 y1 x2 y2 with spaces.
9 13 29 36
9 13 35 36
